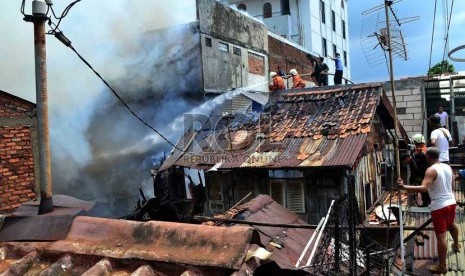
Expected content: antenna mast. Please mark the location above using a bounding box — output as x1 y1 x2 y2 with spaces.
383 1 405 273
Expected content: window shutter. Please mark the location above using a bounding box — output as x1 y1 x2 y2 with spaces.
270 180 285 206
287 181 305 213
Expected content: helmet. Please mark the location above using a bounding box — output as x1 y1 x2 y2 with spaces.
270 71 277 78
459 169 465 179
289 69 298 76
412 133 425 144
429 115 441 126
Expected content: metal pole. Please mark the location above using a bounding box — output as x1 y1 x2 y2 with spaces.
334 200 340 273
25 1 54 214
348 176 356 276
384 0 404 272
306 200 335 266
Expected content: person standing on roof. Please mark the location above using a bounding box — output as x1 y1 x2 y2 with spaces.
400 134 430 207
318 57 329 86
434 105 449 128
429 114 453 164
398 147 460 275
330 53 343 85
269 71 285 92
289 69 306 89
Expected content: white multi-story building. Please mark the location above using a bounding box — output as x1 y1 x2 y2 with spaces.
225 0 351 84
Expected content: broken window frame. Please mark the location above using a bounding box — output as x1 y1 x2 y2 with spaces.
333 44 337 57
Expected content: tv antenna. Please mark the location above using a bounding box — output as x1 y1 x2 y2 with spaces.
360 5 418 68
360 1 419 275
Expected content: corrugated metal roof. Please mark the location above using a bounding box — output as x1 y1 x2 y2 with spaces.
161 83 391 171
0 216 257 275
395 207 465 275
214 195 316 269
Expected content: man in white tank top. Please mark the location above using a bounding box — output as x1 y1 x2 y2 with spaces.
398 147 459 274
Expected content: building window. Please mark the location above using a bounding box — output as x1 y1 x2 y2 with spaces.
342 20 346 39
322 38 327 56
331 10 336 32
237 3 247 11
263 3 272 18
205 37 212 47
320 1 325 24
341 0 344 9
233 46 241 56
333 44 337 56
219 42 229 52
343 50 347 66
281 0 290 15
269 180 305 213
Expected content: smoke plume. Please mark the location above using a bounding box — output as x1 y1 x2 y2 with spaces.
0 1 198 217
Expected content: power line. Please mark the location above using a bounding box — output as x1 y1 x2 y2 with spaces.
441 0 455 73
427 0 438 74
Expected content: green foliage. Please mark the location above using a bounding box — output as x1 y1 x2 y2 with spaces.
428 60 456 76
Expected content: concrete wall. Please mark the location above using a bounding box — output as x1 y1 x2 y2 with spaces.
199 0 269 93
384 78 425 139
198 0 268 53
0 91 38 213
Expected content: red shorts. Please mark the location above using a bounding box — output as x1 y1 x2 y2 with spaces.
431 204 456 235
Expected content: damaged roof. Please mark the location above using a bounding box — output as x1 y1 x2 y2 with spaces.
0 216 258 275
213 195 316 270
161 83 407 171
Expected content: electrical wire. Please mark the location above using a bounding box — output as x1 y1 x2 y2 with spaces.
427 0 438 76
441 0 455 73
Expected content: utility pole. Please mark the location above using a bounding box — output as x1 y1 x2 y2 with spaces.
384 0 404 273
24 0 54 214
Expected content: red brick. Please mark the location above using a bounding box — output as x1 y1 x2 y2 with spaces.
8 158 19 163
9 196 19 201
13 190 23 195
3 172 13 176
27 193 36 198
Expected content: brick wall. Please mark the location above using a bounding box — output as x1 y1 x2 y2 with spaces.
268 35 315 84
0 91 37 213
384 78 425 138
248 52 265 76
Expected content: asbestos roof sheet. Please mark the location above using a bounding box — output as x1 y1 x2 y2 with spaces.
162 83 390 170
0 216 256 275
215 195 316 270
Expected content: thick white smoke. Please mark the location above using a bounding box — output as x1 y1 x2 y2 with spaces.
0 1 197 217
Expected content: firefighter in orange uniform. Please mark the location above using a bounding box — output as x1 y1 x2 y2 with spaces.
289 69 306 89
269 71 285 92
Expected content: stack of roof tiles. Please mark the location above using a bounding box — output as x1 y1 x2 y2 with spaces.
161 83 395 171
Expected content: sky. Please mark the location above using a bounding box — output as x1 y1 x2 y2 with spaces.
348 0 465 83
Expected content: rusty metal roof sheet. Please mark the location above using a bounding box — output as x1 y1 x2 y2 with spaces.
216 195 316 269
162 83 392 170
0 216 257 275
